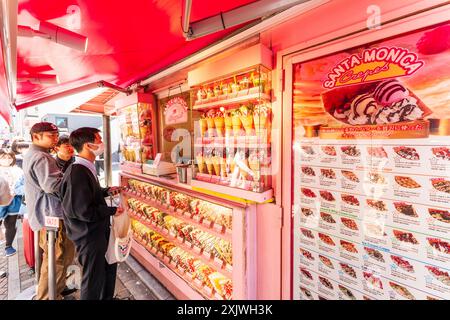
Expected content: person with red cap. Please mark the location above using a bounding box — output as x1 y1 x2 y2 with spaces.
22 122 75 300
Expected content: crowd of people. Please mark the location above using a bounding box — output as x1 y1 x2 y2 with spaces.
0 122 123 300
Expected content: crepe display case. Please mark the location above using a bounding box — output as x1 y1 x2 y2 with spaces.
120 173 252 300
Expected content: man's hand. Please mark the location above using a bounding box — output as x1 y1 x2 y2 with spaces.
108 186 122 196
115 206 124 216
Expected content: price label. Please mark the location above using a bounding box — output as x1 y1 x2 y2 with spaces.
177 236 184 243
185 241 193 248
44 216 59 229
184 211 193 218
204 286 213 296
194 279 203 288
153 153 162 167
203 251 212 259
225 264 233 273
213 223 224 233
214 257 224 268
193 246 202 254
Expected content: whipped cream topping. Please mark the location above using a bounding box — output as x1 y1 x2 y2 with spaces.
371 96 423 124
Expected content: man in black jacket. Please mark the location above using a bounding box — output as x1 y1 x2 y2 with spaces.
60 127 123 300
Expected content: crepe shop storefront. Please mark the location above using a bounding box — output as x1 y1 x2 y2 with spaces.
276 7 450 299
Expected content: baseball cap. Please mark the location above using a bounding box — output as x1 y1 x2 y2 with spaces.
30 122 59 135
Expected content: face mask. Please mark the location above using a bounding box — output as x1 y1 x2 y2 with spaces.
88 142 105 157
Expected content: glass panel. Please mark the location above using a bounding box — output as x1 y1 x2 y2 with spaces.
191 65 273 193
118 104 141 165
292 23 450 300
123 177 233 300
138 102 156 164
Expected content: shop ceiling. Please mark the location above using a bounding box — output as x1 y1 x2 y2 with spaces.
0 0 313 123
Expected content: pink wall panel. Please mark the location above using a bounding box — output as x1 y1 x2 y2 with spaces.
256 203 282 299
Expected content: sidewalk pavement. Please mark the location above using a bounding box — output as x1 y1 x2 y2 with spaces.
1 219 174 300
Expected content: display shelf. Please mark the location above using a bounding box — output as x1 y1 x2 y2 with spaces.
194 136 271 149
191 179 274 204
123 189 232 240
120 162 142 175
131 238 224 300
128 209 233 278
193 92 271 110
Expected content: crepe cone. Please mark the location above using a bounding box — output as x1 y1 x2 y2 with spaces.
220 161 227 177
212 156 221 176
206 118 215 137
232 116 242 136
229 160 236 174
240 159 249 180
199 119 207 137
224 116 233 137
196 155 205 174
249 159 260 172
241 115 254 135
204 157 214 175
254 114 268 136
214 117 225 137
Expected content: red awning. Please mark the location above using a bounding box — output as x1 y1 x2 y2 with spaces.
8 0 258 118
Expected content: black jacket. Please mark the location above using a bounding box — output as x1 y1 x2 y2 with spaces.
60 163 116 246
55 156 74 173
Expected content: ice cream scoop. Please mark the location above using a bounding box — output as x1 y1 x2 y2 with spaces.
347 93 379 125
373 79 409 105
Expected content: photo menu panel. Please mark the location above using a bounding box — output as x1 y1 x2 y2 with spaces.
292 22 450 300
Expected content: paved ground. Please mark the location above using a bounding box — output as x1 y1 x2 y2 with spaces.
0 219 174 300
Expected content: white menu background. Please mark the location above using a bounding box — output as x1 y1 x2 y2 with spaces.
293 135 450 300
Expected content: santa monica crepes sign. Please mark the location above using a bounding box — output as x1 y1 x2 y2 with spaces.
323 47 424 89
164 96 188 125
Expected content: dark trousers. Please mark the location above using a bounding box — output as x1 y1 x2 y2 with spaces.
0 215 18 248
76 240 117 300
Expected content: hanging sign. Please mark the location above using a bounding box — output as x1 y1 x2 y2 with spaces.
164 97 188 125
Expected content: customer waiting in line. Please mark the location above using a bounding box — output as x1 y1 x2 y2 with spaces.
61 127 122 300
22 122 75 300
11 138 30 169
0 150 25 256
0 176 13 206
54 135 75 173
